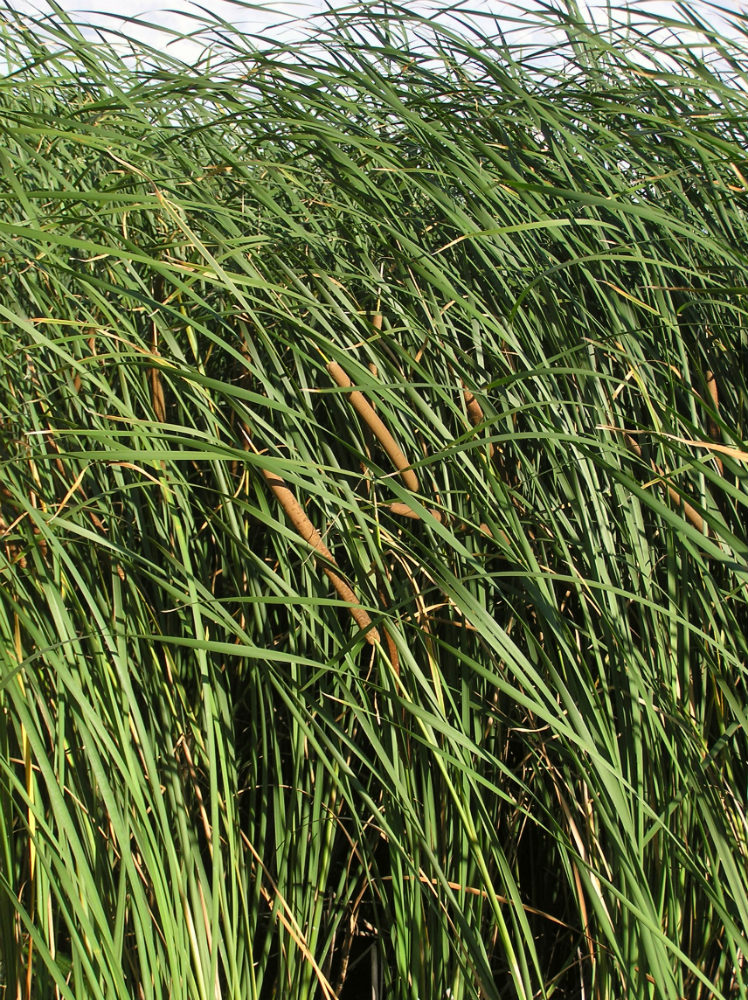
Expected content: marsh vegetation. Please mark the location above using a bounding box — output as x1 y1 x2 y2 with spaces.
1 2 747 996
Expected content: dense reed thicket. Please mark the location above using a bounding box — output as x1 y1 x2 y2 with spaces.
1 2 747 997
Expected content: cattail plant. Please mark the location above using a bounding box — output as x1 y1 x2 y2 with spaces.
1 4 747 1000
327 361 420 492
260 465 380 644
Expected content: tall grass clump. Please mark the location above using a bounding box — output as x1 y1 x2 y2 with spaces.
1 1 747 996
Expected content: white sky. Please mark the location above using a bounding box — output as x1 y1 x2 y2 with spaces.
4 0 747 64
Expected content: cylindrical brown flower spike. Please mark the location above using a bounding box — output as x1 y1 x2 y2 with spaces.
705 370 719 410
463 385 495 459
705 370 723 475
321 566 380 641
623 433 706 536
262 471 335 559
463 387 484 426
327 361 420 493
262 468 380 645
387 502 442 523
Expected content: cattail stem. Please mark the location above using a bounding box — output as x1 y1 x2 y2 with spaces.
327 361 420 492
